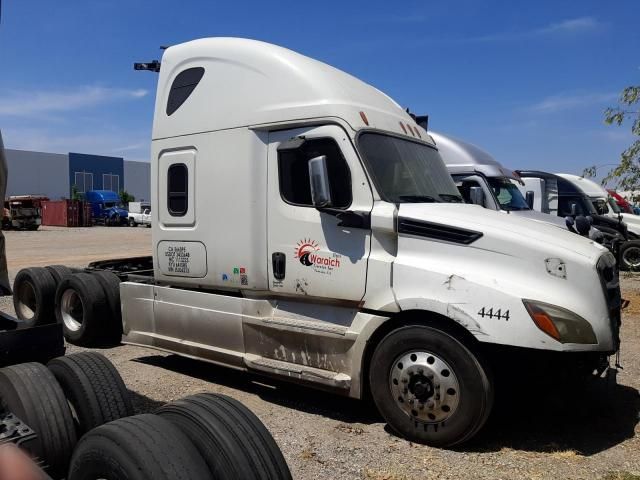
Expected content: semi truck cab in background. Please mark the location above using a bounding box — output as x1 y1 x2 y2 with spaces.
2 195 48 230
517 171 640 270
557 173 640 236
430 131 571 230
84 190 128 226
17 38 620 448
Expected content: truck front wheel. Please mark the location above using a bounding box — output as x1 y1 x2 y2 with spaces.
369 325 493 447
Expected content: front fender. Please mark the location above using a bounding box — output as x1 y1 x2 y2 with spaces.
391 238 613 352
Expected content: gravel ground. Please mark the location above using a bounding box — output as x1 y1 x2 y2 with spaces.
1 226 638 480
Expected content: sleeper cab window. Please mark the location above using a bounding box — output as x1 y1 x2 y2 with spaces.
166 67 205 116
278 138 352 208
167 163 188 216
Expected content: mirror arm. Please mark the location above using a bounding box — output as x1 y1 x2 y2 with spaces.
318 207 371 229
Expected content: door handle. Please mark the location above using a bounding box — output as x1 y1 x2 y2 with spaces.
272 252 286 280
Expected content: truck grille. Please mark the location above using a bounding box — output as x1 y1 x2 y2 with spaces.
597 253 621 352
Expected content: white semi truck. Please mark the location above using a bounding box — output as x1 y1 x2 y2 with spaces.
557 173 640 236
430 131 571 229
13 38 622 447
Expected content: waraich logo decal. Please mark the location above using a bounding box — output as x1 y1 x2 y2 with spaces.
294 238 342 274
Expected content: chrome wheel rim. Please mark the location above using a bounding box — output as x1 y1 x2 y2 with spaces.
389 351 460 423
623 246 640 269
16 281 36 320
60 288 84 332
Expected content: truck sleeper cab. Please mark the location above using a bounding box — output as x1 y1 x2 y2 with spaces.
120 38 621 447
516 170 640 270
557 173 640 237
84 190 128 226
430 131 575 231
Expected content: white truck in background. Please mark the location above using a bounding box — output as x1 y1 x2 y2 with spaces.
14 38 622 447
557 174 640 236
429 131 571 230
127 201 151 227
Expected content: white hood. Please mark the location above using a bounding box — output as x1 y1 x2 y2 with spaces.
509 209 569 228
398 203 606 263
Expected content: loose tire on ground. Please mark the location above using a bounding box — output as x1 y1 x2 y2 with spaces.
68 414 210 480
45 264 75 286
157 393 292 480
55 272 108 345
0 362 77 477
369 325 494 447
12 267 56 326
48 352 134 435
90 270 123 340
619 240 640 271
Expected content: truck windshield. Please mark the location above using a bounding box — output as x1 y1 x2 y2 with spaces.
487 178 530 211
357 132 463 204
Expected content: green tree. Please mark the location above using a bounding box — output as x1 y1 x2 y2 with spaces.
586 85 640 189
70 185 83 201
119 190 135 205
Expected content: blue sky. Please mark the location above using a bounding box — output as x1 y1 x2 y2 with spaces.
0 0 638 181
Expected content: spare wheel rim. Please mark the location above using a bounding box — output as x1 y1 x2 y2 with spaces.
60 288 84 332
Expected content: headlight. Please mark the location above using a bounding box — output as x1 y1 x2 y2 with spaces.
523 300 597 344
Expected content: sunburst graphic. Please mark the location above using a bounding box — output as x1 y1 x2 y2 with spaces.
294 238 319 259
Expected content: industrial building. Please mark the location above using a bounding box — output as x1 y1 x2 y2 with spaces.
4 149 150 202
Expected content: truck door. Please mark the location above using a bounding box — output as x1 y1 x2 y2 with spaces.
267 126 373 301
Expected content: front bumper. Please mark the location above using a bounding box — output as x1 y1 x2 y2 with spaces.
597 254 622 354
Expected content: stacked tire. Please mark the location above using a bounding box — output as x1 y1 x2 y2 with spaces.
12 266 122 346
0 352 292 480
0 353 132 478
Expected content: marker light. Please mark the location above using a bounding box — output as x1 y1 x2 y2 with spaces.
359 111 369 126
399 122 407 134
523 300 597 344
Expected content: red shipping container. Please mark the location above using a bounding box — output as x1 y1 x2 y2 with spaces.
42 200 92 227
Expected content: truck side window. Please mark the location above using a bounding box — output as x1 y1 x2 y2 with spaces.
278 138 351 208
167 163 188 216
166 67 205 116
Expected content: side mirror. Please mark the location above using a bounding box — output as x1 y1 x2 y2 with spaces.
525 191 534 209
596 203 608 215
308 155 332 208
469 186 484 206
570 203 577 216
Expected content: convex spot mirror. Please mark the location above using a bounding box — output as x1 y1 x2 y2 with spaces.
469 186 484 206
308 155 333 208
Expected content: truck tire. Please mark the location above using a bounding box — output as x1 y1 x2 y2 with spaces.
90 270 123 340
55 272 108 345
0 362 77 478
128 217 136 227
12 267 56 326
369 325 493 447
157 393 292 480
45 264 75 286
48 352 134 435
68 414 210 480
618 240 640 271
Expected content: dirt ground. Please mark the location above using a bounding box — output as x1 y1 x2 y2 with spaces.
1 226 638 480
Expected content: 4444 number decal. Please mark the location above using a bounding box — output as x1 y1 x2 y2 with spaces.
477 307 510 321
